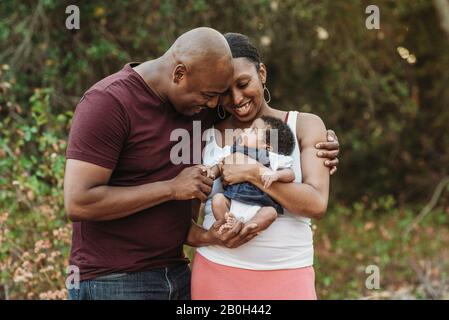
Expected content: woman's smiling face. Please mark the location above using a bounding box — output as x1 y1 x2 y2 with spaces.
220 57 267 123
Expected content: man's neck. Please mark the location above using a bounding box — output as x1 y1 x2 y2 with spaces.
133 58 170 103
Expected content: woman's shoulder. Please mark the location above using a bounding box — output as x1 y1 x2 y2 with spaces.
297 112 324 123
296 112 327 143
296 112 326 130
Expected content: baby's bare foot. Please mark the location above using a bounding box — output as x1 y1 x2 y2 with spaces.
225 212 238 225
218 223 233 234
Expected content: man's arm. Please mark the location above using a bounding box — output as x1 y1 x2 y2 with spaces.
64 159 213 222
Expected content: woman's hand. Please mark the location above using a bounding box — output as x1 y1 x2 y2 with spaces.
221 152 263 186
316 129 340 175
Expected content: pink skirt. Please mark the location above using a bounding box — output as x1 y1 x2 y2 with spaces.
191 252 317 300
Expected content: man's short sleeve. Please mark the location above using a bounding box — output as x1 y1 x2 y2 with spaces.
66 90 129 169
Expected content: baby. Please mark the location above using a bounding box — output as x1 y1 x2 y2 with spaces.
208 115 296 234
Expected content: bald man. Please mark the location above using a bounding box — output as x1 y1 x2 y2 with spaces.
64 28 250 300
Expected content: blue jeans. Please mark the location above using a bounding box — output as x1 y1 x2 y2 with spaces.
68 263 191 300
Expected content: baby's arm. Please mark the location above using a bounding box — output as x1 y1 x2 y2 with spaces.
261 168 295 189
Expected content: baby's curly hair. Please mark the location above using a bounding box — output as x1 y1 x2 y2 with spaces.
260 115 295 156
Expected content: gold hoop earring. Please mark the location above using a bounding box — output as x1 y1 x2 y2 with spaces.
217 104 226 119
263 84 271 104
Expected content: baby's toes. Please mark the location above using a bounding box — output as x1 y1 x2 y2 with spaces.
218 225 227 234
227 216 237 223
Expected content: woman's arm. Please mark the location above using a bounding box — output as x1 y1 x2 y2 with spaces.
221 113 330 220
274 168 296 183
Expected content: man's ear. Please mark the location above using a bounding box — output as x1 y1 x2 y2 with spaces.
259 63 267 84
173 64 186 84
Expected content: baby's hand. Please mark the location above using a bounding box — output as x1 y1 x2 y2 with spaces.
261 170 279 189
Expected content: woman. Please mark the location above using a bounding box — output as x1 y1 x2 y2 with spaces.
191 33 336 300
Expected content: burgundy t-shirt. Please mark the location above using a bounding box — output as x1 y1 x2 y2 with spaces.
66 63 219 280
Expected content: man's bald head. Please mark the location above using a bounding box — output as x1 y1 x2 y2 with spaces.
168 27 233 73
163 27 234 116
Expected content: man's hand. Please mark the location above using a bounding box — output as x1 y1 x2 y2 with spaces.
316 129 340 175
198 165 216 180
207 216 259 248
169 165 213 202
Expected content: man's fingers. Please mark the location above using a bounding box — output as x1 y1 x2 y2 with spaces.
234 223 256 242
194 190 208 202
212 218 226 231
330 166 337 175
229 219 243 234
325 158 339 168
199 174 214 186
204 167 214 179
243 233 258 243
195 165 208 176
198 182 212 195
220 220 243 242
315 141 339 151
327 130 336 141
225 224 260 248
199 193 208 203
317 149 339 159
241 223 258 236
234 230 259 247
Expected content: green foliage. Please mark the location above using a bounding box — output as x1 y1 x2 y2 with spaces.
313 201 449 299
1 65 70 299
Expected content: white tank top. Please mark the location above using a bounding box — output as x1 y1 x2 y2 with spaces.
197 111 314 270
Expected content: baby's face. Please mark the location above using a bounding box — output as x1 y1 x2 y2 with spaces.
238 118 269 149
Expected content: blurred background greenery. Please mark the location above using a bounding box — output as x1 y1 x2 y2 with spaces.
1 0 448 299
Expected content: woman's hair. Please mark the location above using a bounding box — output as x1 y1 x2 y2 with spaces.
223 32 261 70
260 115 295 156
